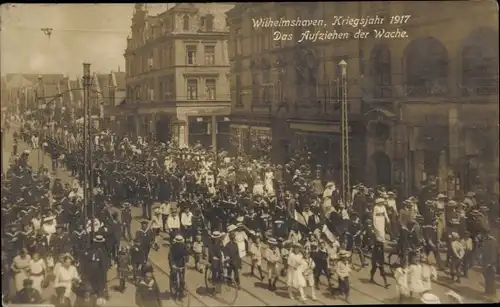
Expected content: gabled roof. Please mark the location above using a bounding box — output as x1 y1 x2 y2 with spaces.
5 74 34 88
96 74 109 95
113 72 126 90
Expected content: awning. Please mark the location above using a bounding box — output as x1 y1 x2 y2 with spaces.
290 122 341 133
363 108 397 122
230 124 249 129
250 126 271 132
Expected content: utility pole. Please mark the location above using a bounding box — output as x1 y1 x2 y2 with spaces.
83 63 93 243
339 60 351 205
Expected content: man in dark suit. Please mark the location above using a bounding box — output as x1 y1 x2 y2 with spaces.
225 227 242 289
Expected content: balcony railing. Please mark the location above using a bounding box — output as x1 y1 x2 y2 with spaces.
405 79 449 97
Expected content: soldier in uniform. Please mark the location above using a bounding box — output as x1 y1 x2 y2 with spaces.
83 235 109 297
73 283 97 307
53 224 71 260
121 202 133 241
135 265 162 307
481 230 497 300
5 223 20 261
20 224 37 255
13 278 42 304
136 220 154 261
130 238 147 281
71 224 88 266
312 240 331 289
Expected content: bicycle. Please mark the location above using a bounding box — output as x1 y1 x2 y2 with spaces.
170 266 190 307
345 233 366 271
388 245 422 275
204 257 239 305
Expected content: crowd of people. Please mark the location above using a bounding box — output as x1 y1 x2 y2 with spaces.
1 114 499 306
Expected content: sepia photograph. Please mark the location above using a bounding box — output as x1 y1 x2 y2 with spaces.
0 2 498 306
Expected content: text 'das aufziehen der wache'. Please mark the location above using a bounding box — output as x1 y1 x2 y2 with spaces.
252 15 410 43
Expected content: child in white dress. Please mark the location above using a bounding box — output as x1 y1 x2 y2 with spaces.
394 260 409 303
249 236 264 280
407 257 424 298
420 254 437 293
287 244 306 301
301 251 317 301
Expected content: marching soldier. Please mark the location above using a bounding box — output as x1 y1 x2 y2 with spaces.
136 220 154 261
71 224 88 265
19 224 37 255
121 202 133 241
130 238 147 281
83 235 109 297
53 224 71 260
135 265 162 307
5 223 20 261
13 278 43 304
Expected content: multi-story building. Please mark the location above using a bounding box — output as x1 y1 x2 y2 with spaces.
227 3 365 181
121 3 233 148
228 2 499 196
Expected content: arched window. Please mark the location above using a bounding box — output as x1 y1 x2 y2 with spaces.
404 37 449 97
461 27 499 96
206 14 214 32
183 15 190 31
370 44 392 98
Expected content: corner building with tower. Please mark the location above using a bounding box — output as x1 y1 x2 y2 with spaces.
226 2 499 198
121 4 234 150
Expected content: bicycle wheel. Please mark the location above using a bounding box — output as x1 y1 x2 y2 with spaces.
170 274 179 299
218 279 239 306
388 253 400 275
177 287 191 307
204 264 215 293
351 247 365 271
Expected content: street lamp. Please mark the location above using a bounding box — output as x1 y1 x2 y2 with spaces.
339 59 351 205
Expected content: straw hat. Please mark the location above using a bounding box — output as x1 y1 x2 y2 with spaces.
268 238 278 245
227 224 237 232
173 235 185 243
375 198 385 205
211 231 223 239
93 235 106 243
421 293 440 304
339 250 351 258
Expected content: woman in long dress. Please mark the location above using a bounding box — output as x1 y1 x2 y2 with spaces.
372 198 390 242
287 244 306 301
264 167 275 196
28 252 46 293
53 254 81 298
11 249 31 292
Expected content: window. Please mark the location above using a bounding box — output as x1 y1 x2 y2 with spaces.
204 46 215 65
186 46 196 65
251 71 260 104
206 14 214 32
205 79 216 100
235 75 243 107
370 44 392 98
183 15 190 31
235 29 242 55
461 28 498 96
262 68 271 102
405 37 448 97
187 79 198 100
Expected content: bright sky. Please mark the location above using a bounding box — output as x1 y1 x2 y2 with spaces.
0 3 172 78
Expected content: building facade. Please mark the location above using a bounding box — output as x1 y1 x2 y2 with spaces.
227 3 365 183
121 3 233 148
227 2 499 196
